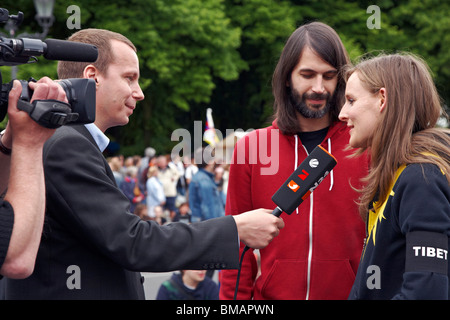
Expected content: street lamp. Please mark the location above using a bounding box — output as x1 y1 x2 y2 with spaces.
1 1 55 79
33 0 55 38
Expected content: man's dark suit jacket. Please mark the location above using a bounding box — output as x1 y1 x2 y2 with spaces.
4 125 239 299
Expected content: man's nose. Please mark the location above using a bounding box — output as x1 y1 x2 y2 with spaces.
312 75 325 93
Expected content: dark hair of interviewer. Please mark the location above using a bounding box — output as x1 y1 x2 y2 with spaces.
272 22 350 135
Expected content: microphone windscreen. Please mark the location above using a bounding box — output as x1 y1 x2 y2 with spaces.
44 39 98 62
271 145 337 214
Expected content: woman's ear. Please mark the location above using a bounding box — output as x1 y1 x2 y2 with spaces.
379 87 387 113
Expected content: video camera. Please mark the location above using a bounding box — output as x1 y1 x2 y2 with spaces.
0 8 98 128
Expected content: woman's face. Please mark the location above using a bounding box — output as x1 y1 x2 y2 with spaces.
339 72 385 149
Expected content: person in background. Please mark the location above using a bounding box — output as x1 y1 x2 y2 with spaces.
157 155 180 220
184 155 198 187
156 270 219 300
120 165 144 213
146 165 165 218
133 203 150 221
153 205 167 226
107 156 124 189
172 202 191 224
189 147 224 223
138 146 156 192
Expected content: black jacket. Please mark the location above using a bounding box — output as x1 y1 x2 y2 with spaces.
4 124 239 299
349 163 450 300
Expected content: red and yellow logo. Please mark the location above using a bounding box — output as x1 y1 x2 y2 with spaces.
287 180 300 192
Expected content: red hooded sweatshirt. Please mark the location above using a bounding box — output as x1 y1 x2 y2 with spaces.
219 120 368 300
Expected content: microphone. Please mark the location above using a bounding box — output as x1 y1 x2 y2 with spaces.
271 144 337 217
234 145 337 299
44 39 98 62
0 37 98 66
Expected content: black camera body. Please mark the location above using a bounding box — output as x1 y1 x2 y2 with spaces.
0 8 97 128
0 76 96 128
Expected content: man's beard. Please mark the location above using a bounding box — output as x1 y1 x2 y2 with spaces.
290 88 332 119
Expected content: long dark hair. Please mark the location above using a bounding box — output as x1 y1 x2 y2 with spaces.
272 22 350 134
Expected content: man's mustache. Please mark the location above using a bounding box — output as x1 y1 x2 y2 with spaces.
303 92 330 101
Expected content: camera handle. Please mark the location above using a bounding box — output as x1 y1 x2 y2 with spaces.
17 98 79 128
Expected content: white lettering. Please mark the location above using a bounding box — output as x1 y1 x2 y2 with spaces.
220 304 274 315
176 304 210 318
171 123 279 175
412 246 448 259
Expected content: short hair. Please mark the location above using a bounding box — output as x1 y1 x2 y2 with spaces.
272 22 350 134
57 28 136 79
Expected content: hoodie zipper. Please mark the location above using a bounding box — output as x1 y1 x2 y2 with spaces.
303 143 313 301
295 136 313 300
295 136 334 300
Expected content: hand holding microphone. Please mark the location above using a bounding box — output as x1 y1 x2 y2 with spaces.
233 209 285 249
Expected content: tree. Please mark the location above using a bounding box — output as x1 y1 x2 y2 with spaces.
2 0 247 155
86 0 247 154
207 0 299 132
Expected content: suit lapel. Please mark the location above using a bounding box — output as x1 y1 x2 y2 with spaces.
68 124 117 185
70 124 101 152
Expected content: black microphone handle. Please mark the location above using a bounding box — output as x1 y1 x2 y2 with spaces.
271 206 283 217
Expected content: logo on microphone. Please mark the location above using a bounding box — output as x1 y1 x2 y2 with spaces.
309 158 319 168
287 180 300 192
298 169 309 181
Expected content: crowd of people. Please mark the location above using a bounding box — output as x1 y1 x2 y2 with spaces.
108 149 230 300
107 148 230 227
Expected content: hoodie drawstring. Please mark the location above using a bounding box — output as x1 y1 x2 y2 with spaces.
294 135 299 215
327 138 334 191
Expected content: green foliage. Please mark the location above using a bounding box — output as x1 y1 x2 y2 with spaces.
1 0 448 154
